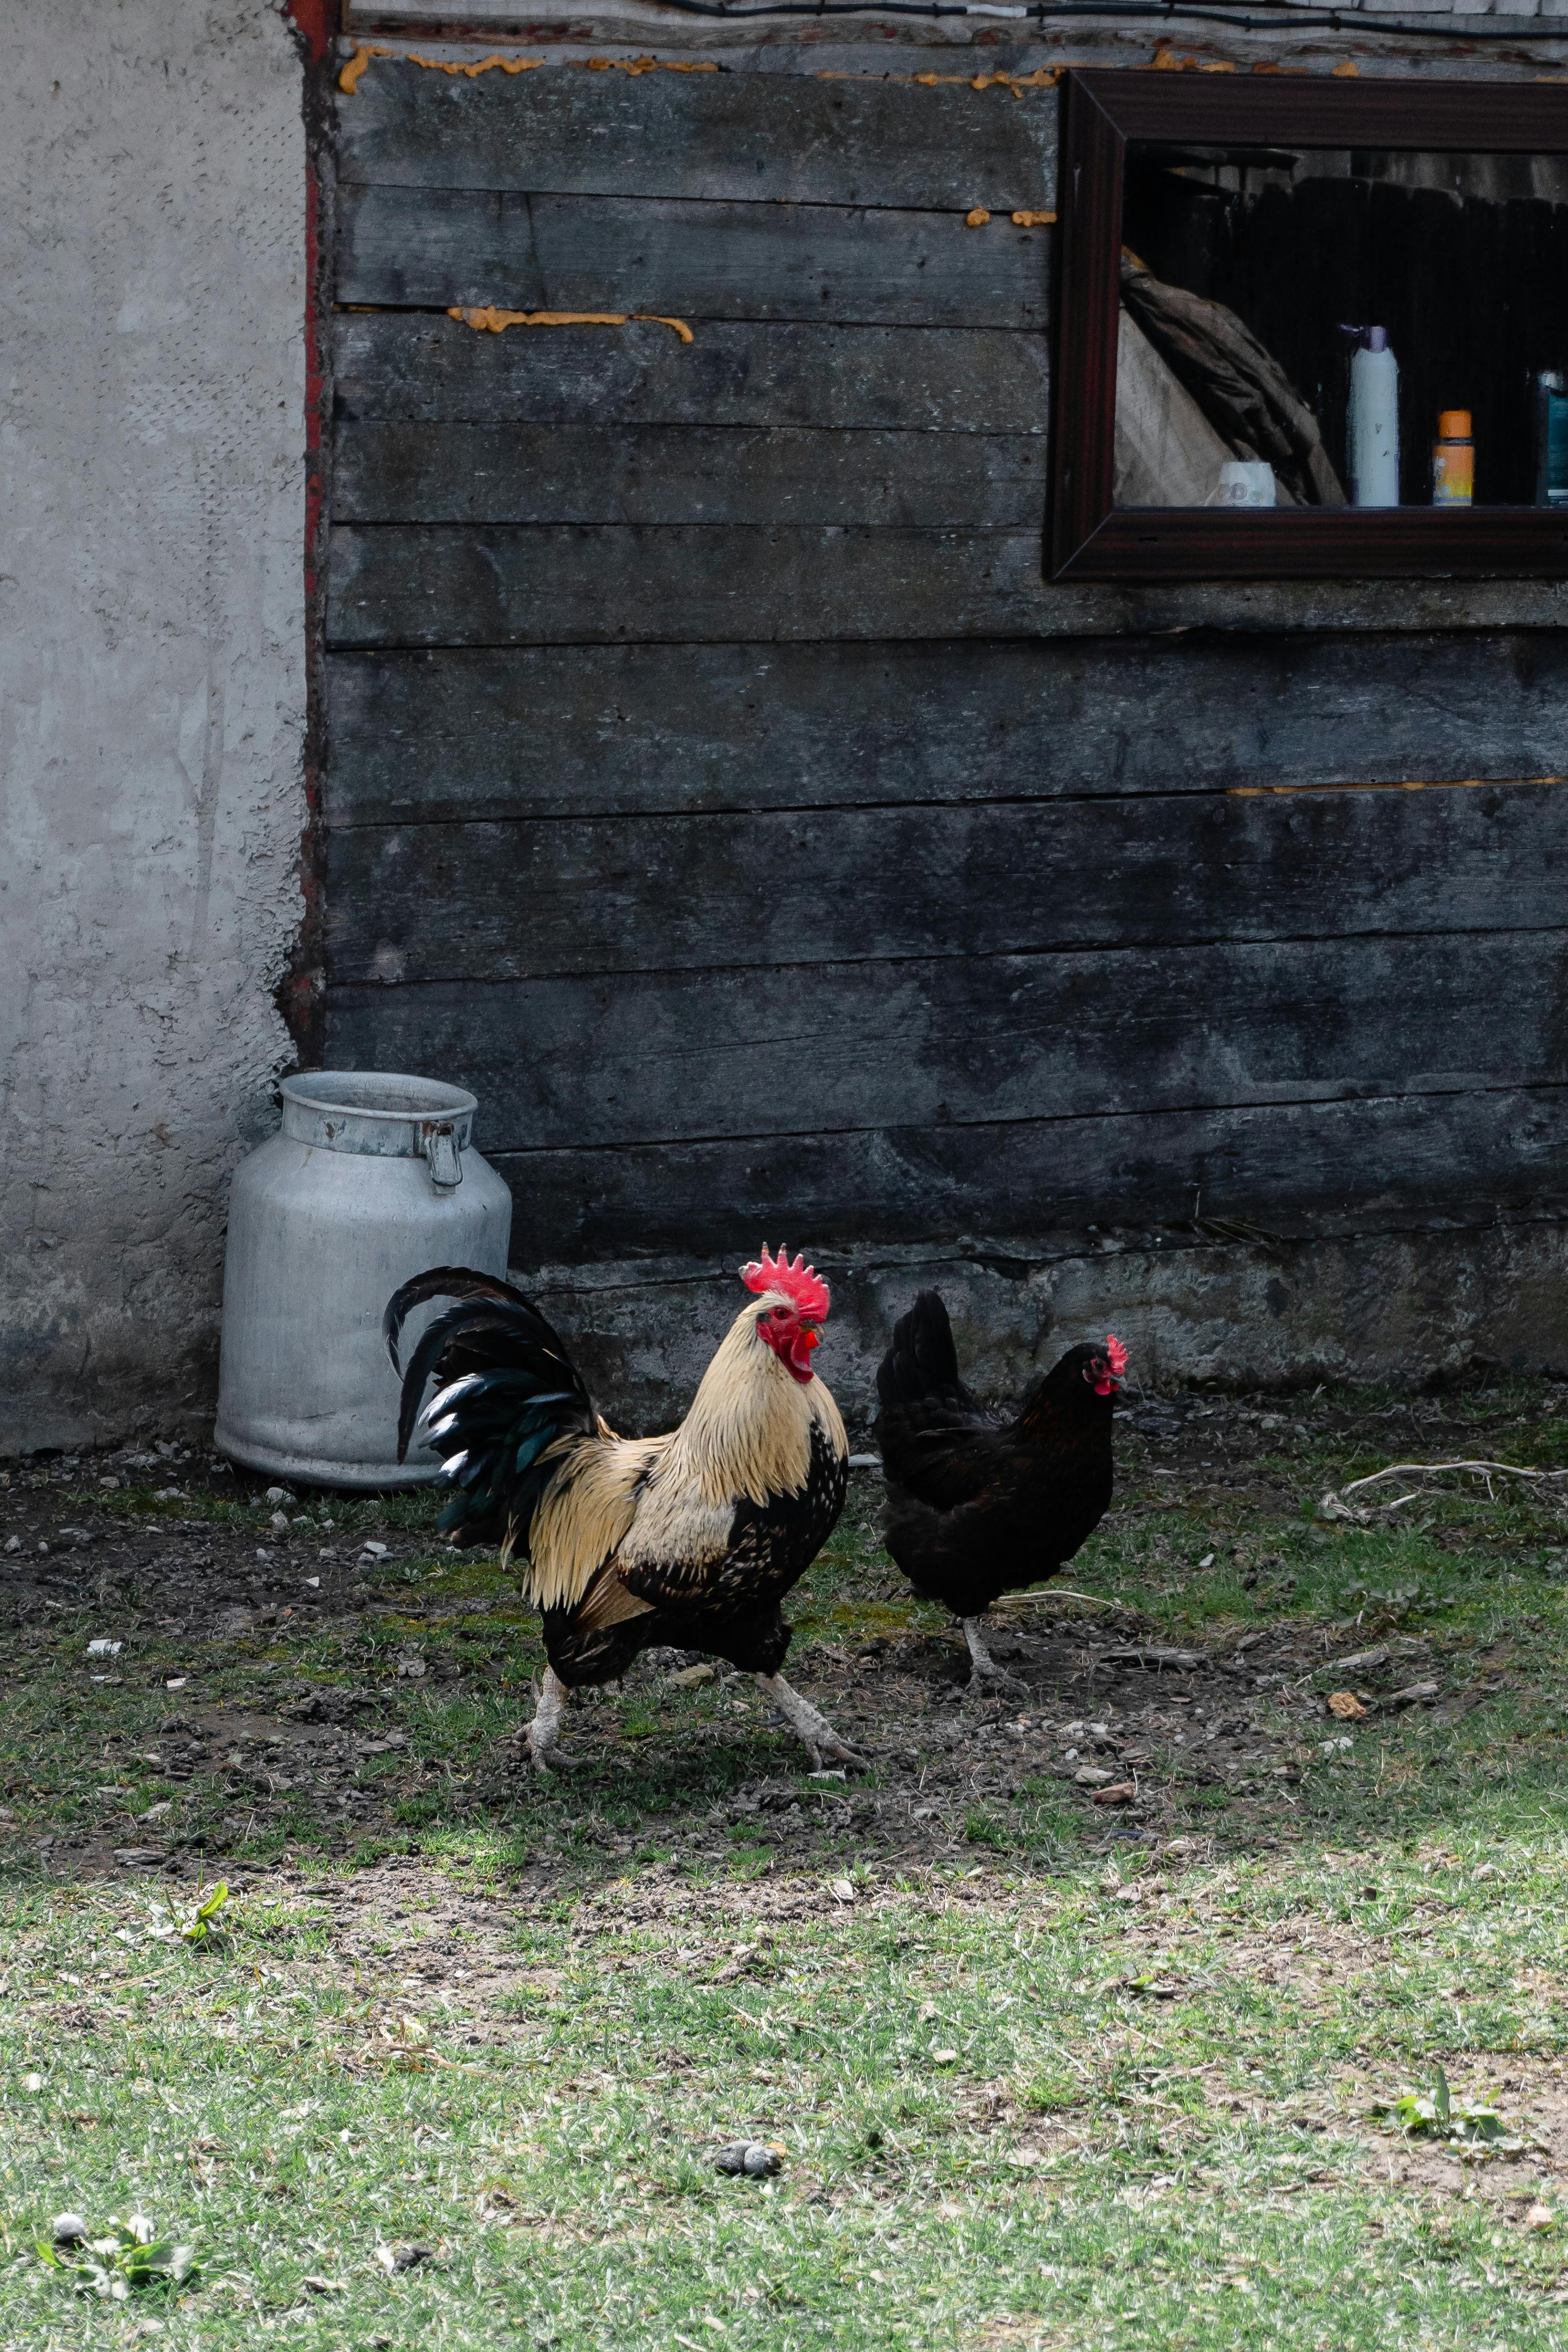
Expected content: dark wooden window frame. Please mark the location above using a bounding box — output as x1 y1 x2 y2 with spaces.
1049 70 1568 582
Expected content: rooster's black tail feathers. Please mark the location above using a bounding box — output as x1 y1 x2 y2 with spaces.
876 1290 965 1409
384 1266 597 1546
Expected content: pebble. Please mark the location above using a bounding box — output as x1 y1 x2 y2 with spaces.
713 2141 785 2177
50 2213 86 2245
376 2241 436 2273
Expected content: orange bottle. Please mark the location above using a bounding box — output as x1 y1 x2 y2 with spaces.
1433 410 1474 507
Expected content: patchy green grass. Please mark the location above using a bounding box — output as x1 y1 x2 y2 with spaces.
4 1830 1568 2347
5 1377 1568 2343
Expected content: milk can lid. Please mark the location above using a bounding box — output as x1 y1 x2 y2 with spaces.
281 1071 478 1122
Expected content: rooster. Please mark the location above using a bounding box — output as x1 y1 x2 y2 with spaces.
873 1292 1127 1692
384 1247 859 1772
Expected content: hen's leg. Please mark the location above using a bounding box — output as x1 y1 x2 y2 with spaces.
961 1616 1028 1698
525 1664 571 1772
757 1672 868 1773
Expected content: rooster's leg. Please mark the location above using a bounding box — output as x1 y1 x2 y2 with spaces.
757 1672 868 1773
525 1664 571 1772
961 1616 1029 1698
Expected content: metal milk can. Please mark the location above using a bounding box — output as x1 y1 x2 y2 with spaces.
215 1071 513 1489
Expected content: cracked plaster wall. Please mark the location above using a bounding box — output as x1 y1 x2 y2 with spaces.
0 0 307 1454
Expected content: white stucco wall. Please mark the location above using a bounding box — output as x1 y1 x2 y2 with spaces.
0 0 307 1454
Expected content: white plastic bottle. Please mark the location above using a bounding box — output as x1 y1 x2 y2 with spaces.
1347 325 1400 509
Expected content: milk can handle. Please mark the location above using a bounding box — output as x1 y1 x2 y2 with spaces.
423 1121 463 1191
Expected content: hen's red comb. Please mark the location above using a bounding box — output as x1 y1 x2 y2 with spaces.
1106 1334 1129 1377
741 1246 831 1321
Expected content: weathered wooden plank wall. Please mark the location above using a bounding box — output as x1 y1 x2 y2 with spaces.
324 54 1568 1274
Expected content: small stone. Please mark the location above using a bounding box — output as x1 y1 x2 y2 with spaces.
264 1487 291 1505
931 2048 960 2066
1526 2202 1557 2230
1075 1765 1114 1788
304 1576 320 1589
85 1639 123 1657
713 2140 784 2177
50 2212 87 2245
828 1878 856 1903
360 1540 390 1558
375 2241 435 2273
1198 1553 1215 1569
1093 1782 1139 1807
3 1536 19 1553
270 1511 290 1534
667 1662 715 1687
21 2073 42 2093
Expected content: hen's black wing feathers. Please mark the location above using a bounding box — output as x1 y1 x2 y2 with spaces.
873 1291 1004 1511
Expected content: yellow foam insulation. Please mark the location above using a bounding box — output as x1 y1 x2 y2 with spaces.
1012 209 1056 227
583 55 719 73
339 45 543 94
1151 46 1237 71
449 305 695 343
816 66 1062 98
1151 44 1359 74
1229 776 1565 798
965 207 991 227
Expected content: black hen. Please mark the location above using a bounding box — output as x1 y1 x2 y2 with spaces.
873 1291 1127 1689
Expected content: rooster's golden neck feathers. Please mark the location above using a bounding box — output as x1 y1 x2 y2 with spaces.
667 1292 846 1509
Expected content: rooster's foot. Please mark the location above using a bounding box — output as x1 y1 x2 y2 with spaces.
757 1672 870 1773
523 1664 571 1775
960 1617 1029 1699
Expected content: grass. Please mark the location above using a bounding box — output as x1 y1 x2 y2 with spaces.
4 1377 1568 2343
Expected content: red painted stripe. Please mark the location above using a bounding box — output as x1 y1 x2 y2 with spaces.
283 0 337 64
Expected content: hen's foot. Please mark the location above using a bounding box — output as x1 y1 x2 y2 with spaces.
523 1665 571 1775
961 1616 1029 1699
757 1672 870 1773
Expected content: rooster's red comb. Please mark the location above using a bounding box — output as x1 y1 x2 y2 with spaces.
1106 1334 1129 1377
741 1246 831 1320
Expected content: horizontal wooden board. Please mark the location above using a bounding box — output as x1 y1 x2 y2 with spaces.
478 1086 1568 1258
336 57 1058 212
336 185 1050 326
323 637 1568 825
327 522 1048 645
334 422 1045 527
324 930 1568 1153
332 313 1050 431
326 783 1568 985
